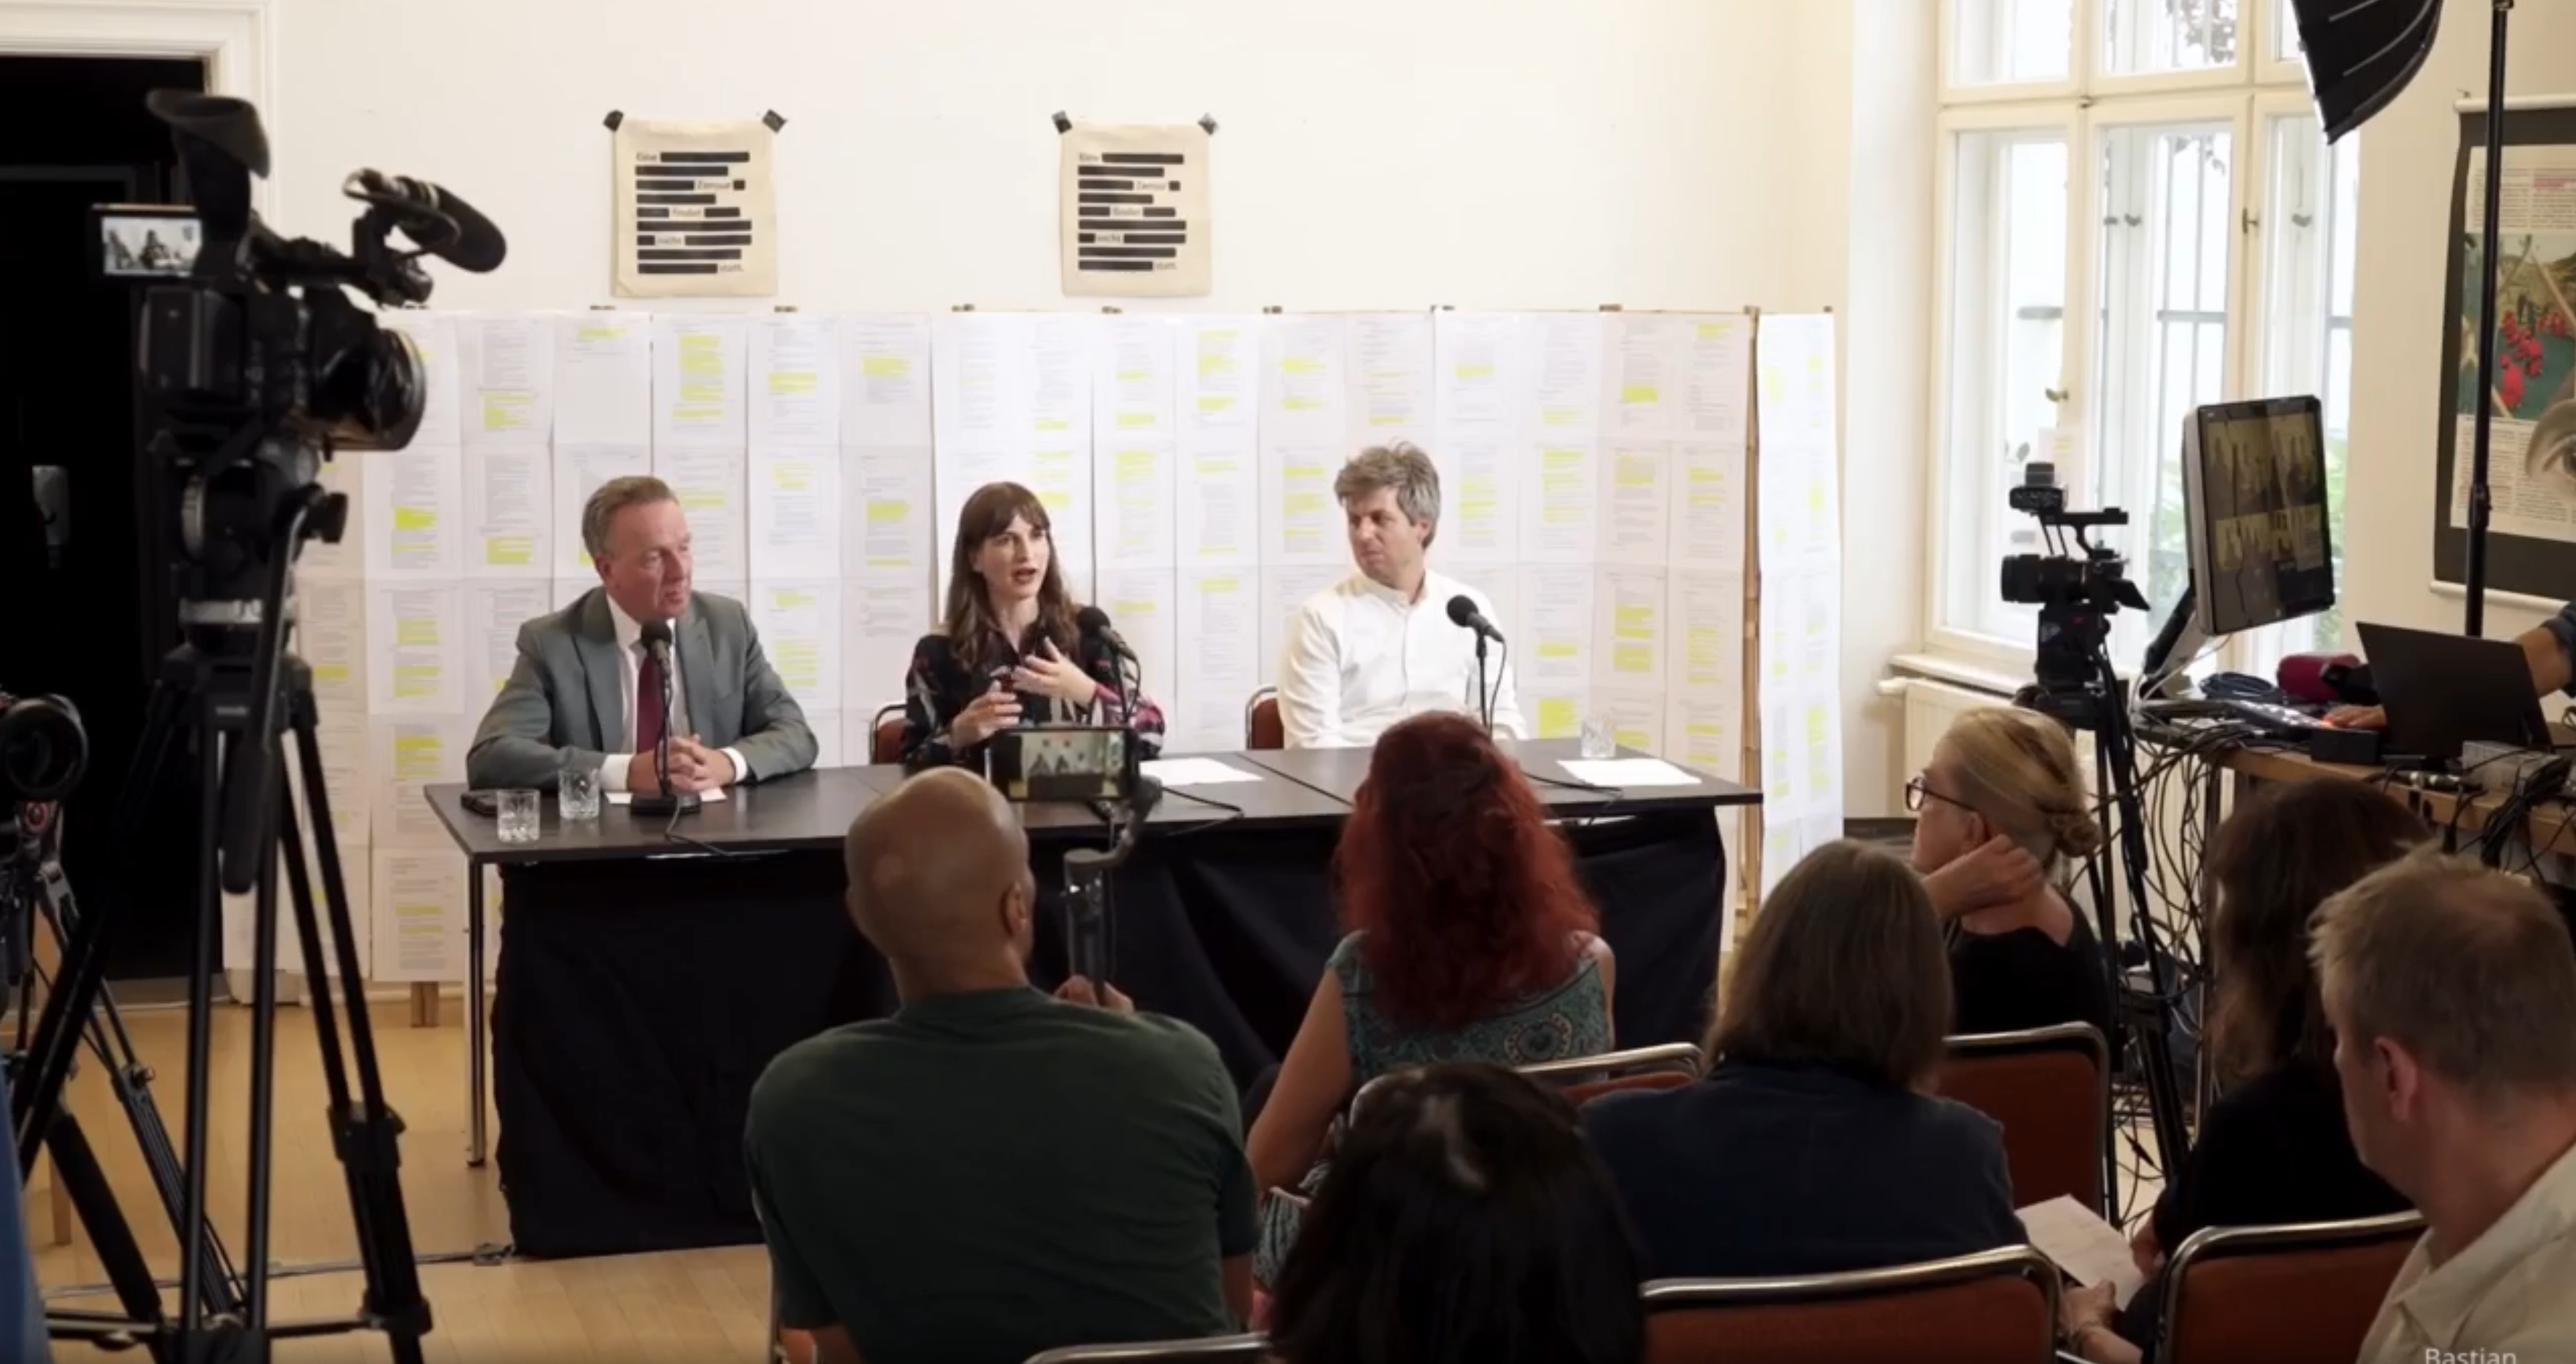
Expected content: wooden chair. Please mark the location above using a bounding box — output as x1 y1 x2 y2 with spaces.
869 703 905 766
2158 1211 2423 1364
1520 1043 1705 1105
1025 1334 1271 1364
1938 1022 2109 1214
1244 687 1283 749
1643 1245 2060 1364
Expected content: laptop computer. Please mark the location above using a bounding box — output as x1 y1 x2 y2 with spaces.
2354 622 2553 762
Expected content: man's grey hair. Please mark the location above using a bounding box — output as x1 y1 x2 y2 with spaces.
1333 443 1442 548
582 475 677 559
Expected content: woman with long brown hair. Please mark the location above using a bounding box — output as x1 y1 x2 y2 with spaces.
1246 711 1615 1284
2060 780 2420 1364
899 482 1164 768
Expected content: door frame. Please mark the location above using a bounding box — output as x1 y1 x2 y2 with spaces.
0 1 273 220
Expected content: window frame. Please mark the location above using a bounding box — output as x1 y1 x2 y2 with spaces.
1928 0 2347 677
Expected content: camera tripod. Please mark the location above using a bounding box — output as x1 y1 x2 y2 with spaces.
2019 635 2196 1210
9 491 430 1362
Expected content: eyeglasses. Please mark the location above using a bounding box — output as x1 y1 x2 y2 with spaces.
1904 776 1976 815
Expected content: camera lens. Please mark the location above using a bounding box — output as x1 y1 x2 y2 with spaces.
1 693 88 803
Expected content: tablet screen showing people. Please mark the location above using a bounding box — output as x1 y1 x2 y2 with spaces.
2190 398 2333 635
994 726 1131 804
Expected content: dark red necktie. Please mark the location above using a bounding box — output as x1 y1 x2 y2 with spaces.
636 649 667 752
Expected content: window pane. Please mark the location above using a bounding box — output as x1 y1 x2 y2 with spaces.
2246 114 2358 667
1951 0 2073 85
1943 129 2071 643
2272 0 2302 64
2092 122 2235 664
2104 0 2240 76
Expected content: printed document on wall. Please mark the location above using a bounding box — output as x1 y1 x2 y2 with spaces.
363 446 462 580
613 118 778 299
459 314 555 451
466 582 552 702
749 448 842 580
366 586 462 716
1594 568 1666 691
1095 569 1179 724
464 447 551 578
842 315 933 449
845 448 933 574
654 315 749 450
294 580 367 716
371 848 464 983
553 444 651 576
1602 444 1669 567
1179 316 1262 567
369 715 463 850
842 570 933 718
749 580 842 709
1259 565 1347 689
1434 312 1527 567
1060 121 1213 298
1177 569 1260 751
1603 313 1690 441
1672 439 1748 572
1345 313 1434 448
751 314 842 450
1519 567 1596 694
654 446 747 582
1685 313 1753 444
555 311 652 447
1095 315 1178 569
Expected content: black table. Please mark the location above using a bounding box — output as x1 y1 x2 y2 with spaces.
428 743 1755 1257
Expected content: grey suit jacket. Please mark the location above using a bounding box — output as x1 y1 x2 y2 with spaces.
465 588 816 790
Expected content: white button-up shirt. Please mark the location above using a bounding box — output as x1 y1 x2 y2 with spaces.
1276 569 1525 749
600 596 746 791
2358 1137 2576 1364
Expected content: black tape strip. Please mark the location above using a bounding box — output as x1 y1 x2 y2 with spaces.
764 109 786 133
603 109 624 131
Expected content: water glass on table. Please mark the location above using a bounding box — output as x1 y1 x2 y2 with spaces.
558 764 601 822
496 788 541 844
1579 714 1618 760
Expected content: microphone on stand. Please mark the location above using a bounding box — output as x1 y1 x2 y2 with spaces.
632 621 700 819
1076 607 1139 731
1446 594 1504 737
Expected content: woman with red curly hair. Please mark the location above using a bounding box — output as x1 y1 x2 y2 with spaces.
1245 712 1615 1285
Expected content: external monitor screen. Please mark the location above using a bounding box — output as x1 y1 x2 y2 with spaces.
2181 396 2335 637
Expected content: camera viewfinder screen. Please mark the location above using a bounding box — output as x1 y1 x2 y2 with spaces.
2190 397 2333 636
98 212 202 279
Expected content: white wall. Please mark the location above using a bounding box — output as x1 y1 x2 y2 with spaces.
257 0 1814 316
2344 2 2576 643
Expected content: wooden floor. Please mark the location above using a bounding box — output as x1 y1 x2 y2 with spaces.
29 999 773 1362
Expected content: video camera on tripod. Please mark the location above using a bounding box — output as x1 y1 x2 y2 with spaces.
2000 463 2150 722
13 92 503 1363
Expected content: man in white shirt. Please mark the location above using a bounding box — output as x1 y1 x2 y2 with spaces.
467 476 815 793
1276 443 1525 749
2308 852 2576 1364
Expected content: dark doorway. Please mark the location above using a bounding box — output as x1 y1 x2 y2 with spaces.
0 55 208 981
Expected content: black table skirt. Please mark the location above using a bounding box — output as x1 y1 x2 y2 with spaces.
491 810 1725 1258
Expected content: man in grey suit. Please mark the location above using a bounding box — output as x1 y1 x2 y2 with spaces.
467 475 816 794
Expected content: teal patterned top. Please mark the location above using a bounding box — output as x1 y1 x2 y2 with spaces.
1254 932 1612 1285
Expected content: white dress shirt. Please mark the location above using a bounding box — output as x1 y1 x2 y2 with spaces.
2358 1137 2576 1364
1275 569 1526 749
599 596 748 793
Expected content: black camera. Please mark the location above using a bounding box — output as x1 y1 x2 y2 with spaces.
2000 463 2149 702
126 91 501 633
0 693 86 805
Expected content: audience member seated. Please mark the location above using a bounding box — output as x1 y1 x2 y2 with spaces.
1246 712 1614 1284
2314 852 2576 1364
1908 707 2114 1038
2059 781 2422 1364
1583 840 2022 1278
743 768 1252 1364
1266 1063 1644 1364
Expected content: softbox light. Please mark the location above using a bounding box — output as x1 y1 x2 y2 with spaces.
2288 0 2443 142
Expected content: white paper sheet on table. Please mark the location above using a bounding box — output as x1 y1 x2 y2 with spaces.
1140 757 1263 788
555 312 652 447
1558 757 1700 788
2017 1196 2145 1309
606 786 730 806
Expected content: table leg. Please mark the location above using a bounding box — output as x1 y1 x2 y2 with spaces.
410 982 438 1027
469 864 488 1167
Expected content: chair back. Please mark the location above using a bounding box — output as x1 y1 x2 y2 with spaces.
870 704 904 766
2159 1212 2422 1364
1643 1245 2059 1364
1025 1334 1271 1364
1938 1022 2108 1212
1521 1043 1704 1105
1246 687 1283 749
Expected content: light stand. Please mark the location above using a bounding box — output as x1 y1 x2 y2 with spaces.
2461 0 2514 636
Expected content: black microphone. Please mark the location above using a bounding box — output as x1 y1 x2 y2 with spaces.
351 169 508 272
1446 594 1505 644
1076 606 1136 660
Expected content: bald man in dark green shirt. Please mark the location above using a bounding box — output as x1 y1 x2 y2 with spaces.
745 768 1255 1364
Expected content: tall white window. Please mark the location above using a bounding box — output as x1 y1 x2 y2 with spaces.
1933 0 2358 673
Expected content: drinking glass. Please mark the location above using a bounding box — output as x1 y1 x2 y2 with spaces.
558 765 601 822
497 788 541 844
1578 714 1618 761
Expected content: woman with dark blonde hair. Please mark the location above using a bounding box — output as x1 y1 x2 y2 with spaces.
2060 781 2419 1364
1246 711 1614 1284
1583 840 2021 1278
900 481 1163 768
